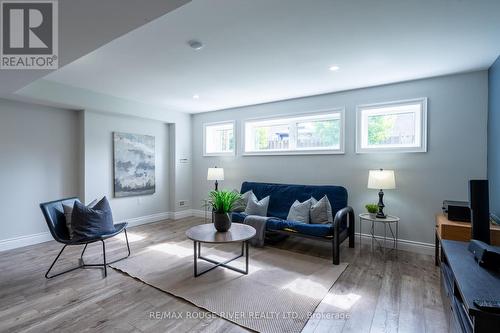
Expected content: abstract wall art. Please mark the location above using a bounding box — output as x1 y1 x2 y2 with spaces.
113 132 155 197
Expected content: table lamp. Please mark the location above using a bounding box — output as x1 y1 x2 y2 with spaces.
207 167 224 191
368 169 396 218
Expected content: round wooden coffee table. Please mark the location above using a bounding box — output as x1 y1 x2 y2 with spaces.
186 223 256 277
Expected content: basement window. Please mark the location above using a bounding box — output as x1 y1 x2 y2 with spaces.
243 110 345 155
203 121 235 156
356 98 427 153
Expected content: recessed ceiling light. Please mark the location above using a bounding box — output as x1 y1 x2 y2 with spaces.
188 40 203 50
329 65 340 71
192 94 200 100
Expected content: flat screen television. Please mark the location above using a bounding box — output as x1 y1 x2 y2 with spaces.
469 180 490 244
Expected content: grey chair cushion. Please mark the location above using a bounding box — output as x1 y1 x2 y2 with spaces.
310 195 333 224
63 202 78 239
245 193 270 217
287 198 313 223
71 197 115 240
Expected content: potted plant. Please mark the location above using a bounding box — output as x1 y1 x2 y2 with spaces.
206 190 242 232
365 203 379 218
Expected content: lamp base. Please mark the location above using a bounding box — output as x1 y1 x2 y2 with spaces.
377 189 387 219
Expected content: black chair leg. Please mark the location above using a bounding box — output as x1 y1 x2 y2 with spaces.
348 226 355 248
45 229 130 279
79 243 88 264
101 240 107 277
45 245 83 279
104 228 131 265
332 236 340 265
124 229 131 257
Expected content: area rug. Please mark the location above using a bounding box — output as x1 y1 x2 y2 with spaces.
111 240 348 333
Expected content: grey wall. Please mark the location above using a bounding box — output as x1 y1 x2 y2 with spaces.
83 110 170 222
17 79 193 213
169 117 193 212
0 100 184 248
0 99 80 240
191 71 488 246
488 56 500 221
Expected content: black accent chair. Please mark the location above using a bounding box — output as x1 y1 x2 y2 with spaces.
40 197 131 279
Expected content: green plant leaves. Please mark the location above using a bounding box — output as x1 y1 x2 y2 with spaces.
206 190 242 214
365 203 378 214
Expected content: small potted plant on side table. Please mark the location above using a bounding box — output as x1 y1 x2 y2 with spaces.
365 203 379 219
206 190 242 232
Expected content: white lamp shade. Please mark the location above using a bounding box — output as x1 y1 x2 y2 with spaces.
207 167 224 181
368 169 396 190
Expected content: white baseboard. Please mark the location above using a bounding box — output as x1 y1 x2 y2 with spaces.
190 211 434 255
0 210 193 252
121 211 171 227
1 211 434 256
191 209 434 255
171 209 194 220
117 209 198 224
191 209 206 218
355 232 434 255
0 232 53 252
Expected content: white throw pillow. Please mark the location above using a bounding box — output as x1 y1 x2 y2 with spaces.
233 190 253 213
287 198 313 223
310 195 333 224
245 194 270 217
241 190 255 212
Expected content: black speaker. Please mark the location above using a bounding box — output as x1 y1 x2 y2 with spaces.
469 180 490 244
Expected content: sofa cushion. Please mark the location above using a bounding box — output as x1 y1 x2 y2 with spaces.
266 218 333 237
240 181 347 220
287 198 313 223
231 212 248 223
231 212 338 238
310 195 333 224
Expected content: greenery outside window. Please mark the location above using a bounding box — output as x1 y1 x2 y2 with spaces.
204 121 235 156
356 98 427 153
243 110 345 155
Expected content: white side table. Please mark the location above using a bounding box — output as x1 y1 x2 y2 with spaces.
359 213 399 257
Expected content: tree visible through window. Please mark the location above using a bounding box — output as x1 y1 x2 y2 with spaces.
357 99 427 153
367 113 415 145
244 111 344 154
296 119 340 149
254 124 289 150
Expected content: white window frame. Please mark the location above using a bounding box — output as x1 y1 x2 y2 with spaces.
356 98 427 153
242 108 345 156
203 120 236 157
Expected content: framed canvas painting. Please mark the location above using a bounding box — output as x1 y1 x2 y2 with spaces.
113 132 155 197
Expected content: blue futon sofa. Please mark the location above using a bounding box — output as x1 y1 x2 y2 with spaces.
231 181 355 265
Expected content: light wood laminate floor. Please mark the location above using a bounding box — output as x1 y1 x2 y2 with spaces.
0 217 447 333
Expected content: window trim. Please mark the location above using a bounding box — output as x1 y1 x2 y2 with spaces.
203 120 236 157
241 108 345 156
355 98 427 154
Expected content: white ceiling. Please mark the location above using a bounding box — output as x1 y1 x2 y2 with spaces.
42 0 500 113
0 0 189 96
